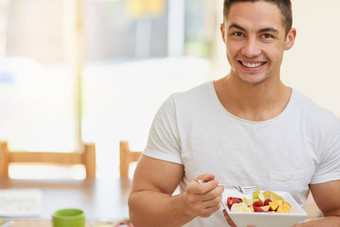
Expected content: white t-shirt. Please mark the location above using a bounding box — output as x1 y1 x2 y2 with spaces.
143 82 340 227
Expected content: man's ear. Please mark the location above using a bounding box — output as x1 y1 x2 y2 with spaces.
220 23 226 43
285 28 296 50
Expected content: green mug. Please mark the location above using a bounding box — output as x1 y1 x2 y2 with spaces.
52 208 85 227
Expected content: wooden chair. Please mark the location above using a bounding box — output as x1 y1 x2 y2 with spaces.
119 141 142 178
0 141 96 179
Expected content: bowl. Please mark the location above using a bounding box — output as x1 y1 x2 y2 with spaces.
222 189 307 227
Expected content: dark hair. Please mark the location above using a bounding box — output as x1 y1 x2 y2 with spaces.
223 0 292 35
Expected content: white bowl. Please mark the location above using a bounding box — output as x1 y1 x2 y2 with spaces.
222 189 307 227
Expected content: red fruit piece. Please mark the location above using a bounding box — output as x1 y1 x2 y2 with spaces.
227 197 242 209
264 199 272 206
254 207 265 212
252 200 264 207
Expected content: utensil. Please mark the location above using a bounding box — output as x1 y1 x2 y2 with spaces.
196 179 257 194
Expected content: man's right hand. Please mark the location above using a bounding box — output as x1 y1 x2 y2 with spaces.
183 174 224 218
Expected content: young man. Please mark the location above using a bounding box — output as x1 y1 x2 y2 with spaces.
128 0 340 226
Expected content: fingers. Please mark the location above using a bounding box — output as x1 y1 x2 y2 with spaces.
184 175 224 218
198 202 222 218
223 209 237 227
193 174 222 195
196 174 216 183
191 188 224 202
194 179 219 194
186 188 223 209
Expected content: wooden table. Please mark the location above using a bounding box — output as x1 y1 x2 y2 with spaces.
0 178 132 221
0 178 321 225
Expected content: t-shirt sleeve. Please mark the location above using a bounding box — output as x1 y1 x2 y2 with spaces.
143 95 183 164
311 113 340 184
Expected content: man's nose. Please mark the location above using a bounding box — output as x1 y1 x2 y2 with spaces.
241 38 261 57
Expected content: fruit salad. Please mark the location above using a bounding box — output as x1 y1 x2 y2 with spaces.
226 189 291 213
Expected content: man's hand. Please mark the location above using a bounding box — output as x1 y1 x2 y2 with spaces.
183 174 224 218
223 209 238 227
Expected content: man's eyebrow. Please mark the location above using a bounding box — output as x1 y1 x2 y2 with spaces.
228 23 279 34
259 27 279 34
228 23 245 31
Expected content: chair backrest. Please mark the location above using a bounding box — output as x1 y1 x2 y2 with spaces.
119 141 142 178
0 141 96 179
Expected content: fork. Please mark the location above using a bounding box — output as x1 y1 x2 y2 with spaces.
196 179 257 194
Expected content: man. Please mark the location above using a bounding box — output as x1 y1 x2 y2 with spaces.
128 0 340 226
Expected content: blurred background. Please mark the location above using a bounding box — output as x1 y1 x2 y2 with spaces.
0 0 339 180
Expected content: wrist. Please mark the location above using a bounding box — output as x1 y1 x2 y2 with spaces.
180 191 197 219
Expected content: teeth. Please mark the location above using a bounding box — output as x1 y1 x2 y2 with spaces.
241 62 264 68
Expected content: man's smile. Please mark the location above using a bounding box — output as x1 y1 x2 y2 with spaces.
239 61 267 68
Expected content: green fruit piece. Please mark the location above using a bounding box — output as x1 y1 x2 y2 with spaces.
252 189 260 200
243 197 253 206
258 193 265 202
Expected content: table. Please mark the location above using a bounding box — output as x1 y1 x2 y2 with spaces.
10 220 91 227
0 178 321 225
0 178 132 221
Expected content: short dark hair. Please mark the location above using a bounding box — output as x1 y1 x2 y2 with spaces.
223 0 293 35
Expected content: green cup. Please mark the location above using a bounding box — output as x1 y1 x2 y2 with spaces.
52 208 85 227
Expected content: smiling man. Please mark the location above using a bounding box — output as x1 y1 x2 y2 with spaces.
222 3 291 85
215 0 296 122
128 1 340 226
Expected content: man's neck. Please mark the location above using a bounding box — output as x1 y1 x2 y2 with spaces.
214 75 292 122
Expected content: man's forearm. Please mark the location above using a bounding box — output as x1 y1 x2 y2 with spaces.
296 216 340 227
128 190 195 227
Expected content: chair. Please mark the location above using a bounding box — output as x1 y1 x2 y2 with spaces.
0 141 96 179
119 141 142 178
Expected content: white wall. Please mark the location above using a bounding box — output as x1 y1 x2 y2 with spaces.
213 0 340 116
283 0 340 116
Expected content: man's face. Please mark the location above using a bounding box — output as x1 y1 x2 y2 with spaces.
221 1 296 85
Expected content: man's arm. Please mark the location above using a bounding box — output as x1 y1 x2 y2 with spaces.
128 155 224 227
295 180 340 227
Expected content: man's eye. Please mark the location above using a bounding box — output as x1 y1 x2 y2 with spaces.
233 32 244 37
262 33 273 39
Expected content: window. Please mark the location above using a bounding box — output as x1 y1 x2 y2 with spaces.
0 0 216 179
